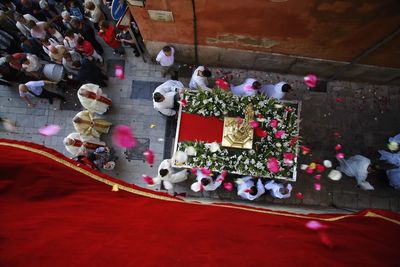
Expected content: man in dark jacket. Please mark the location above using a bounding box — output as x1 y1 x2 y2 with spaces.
72 58 108 87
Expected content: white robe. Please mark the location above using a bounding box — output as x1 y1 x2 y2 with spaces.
260 82 287 100
77 83 111 114
64 132 105 156
189 66 211 90
386 168 400 189
265 180 292 199
231 78 257 97
379 150 400 167
337 155 374 190
190 170 223 192
237 176 265 201
152 159 188 190
153 80 183 116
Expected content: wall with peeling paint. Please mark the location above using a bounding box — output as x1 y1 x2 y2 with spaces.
129 0 400 71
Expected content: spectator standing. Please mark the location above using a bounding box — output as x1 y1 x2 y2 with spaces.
75 37 103 63
156 45 176 78
18 80 65 107
98 20 124 56
70 18 103 55
15 13 38 38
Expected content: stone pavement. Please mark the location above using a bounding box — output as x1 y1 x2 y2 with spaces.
1 46 399 213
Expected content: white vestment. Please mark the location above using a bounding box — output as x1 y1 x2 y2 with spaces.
153 80 183 116
77 83 111 114
386 168 400 189
152 159 188 190
237 176 265 200
190 170 223 192
265 180 292 199
231 78 257 96
337 155 374 190
379 150 400 167
64 132 105 156
260 81 288 100
189 66 211 90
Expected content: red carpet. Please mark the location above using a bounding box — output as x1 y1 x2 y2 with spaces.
0 139 399 267
178 112 224 143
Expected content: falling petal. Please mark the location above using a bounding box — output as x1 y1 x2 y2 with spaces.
314 174 321 180
335 144 342 151
223 182 233 191
300 145 311 155
250 120 259 128
143 149 155 167
296 192 304 199
314 183 321 191
304 74 318 88
336 153 345 159
142 175 154 185
111 184 119 192
39 125 61 136
328 169 342 181
115 64 124 79
306 220 327 230
112 125 137 148
1 119 16 132
323 160 332 168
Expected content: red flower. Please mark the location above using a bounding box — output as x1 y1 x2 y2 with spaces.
283 152 295 161
275 130 285 139
316 164 325 173
270 119 278 128
300 145 311 155
289 136 299 146
285 106 293 112
255 128 268 138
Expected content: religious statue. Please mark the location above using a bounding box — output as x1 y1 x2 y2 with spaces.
222 104 254 149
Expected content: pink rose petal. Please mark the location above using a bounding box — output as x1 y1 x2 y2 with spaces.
316 164 325 173
112 125 137 148
142 175 154 185
314 183 321 191
267 157 280 173
306 167 314 174
306 220 328 231
296 192 304 199
284 152 295 161
250 120 259 129
179 99 187 107
223 182 233 191
335 144 342 151
143 149 155 167
115 64 124 79
190 167 198 174
39 124 61 136
336 153 345 159
304 74 318 88
270 119 278 128
275 130 286 139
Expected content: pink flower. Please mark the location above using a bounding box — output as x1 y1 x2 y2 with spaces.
267 157 280 173
255 128 268 138
201 168 212 176
142 175 154 185
250 120 259 128
275 130 285 139
39 124 61 136
306 167 314 174
223 182 233 191
335 144 342 151
112 125 137 148
215 78 230 91
270 119 278 128
190 167 198 174
336 153 345 159
304 74 318 88
289 136 299 146
285 106 293 112
284 152 295 161
316 164 325 173
314 183 321 191
300 145 311 155
143 149 155 167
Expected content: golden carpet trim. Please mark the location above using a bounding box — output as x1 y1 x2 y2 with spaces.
1 141 399 225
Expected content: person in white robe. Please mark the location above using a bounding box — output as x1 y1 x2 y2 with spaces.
149 159 188 191
72 110 112 138
78 83 112 114
337 155 374 190
378 150 400 167
386 168 400 189
63 132 105 156
189 66 212 90
190 170 224 192
260 81 292 100
231 78 261 97
152 80 184 116
265 180 292 199
237 176 265 201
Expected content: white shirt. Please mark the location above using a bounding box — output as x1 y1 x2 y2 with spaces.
152 80 183 116
231 78 257 96
237 176 265 201
260 82 287 100
22 54 41 72
265 180 292 199
156 47 174 66
190 170 223 192
189 66 211 90
20 80 45 97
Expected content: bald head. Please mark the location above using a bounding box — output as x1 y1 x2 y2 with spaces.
19 84 28 92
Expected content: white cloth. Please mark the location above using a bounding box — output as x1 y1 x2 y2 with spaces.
379 150 400 167
265 180 292 199
386 168 400 189
260 81 287 100
156 47 174 67
189 66 211 90
152 80 183 116
153 159 188 190
337 155 374 190
30 21 47 40
237 176 265 201
190 170 223 192
77 83 111 114
231 78 257 96
64 132 105 156
22 54 41 72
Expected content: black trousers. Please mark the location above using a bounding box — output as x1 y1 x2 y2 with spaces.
38 89 65 104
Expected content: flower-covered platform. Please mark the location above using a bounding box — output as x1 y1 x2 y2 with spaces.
173 89 301 181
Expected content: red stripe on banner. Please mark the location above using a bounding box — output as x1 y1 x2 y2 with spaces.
178 113 224 143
